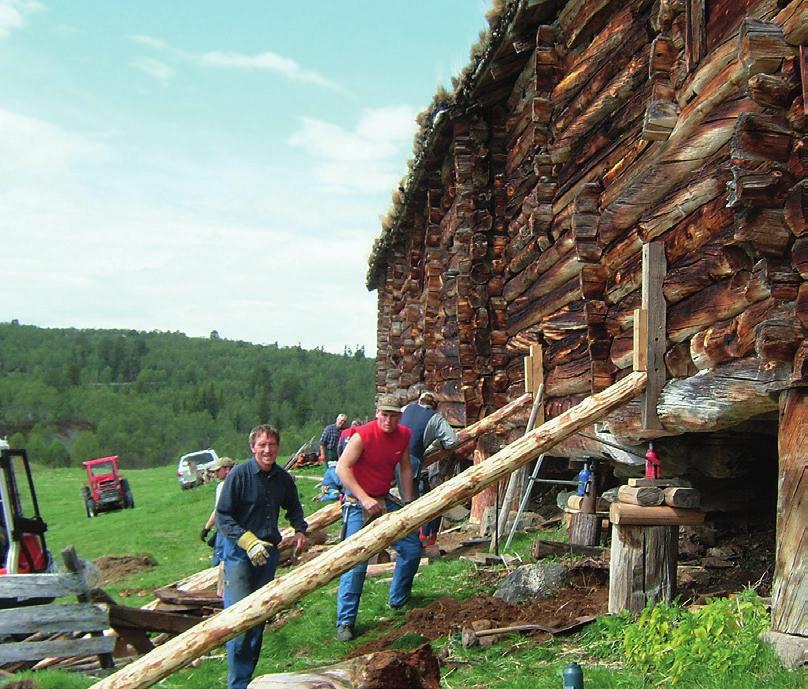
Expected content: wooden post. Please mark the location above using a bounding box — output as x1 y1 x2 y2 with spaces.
515 346 545 504
632 308 648 372
90 372 647 689
609 524 678 614
470 436 499 525
63 547 114 670
569 513 600 546
641 242 666 431
771 388 808 635
685 0 706 72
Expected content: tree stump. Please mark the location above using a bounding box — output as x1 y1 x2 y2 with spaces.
608 524 677 614
569 512 601 546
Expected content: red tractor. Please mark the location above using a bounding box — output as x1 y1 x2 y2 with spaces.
0 444 50 576
81 456 135 517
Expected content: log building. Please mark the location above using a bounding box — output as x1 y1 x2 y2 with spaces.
367 0 806 641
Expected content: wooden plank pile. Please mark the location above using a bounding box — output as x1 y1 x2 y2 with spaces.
0 547 115 673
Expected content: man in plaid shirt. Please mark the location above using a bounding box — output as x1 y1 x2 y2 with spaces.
319 413 348 464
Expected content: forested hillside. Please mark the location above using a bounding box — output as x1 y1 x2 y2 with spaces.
0 323 375 468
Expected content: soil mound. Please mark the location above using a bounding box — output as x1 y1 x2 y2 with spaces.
350 570 608 657
95 554 157 585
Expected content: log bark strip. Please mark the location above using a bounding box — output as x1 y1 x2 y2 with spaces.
618 485 664 506
89 372 647 689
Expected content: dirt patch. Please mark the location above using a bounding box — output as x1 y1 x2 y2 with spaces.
94 554 157 585
350 569 608 657
347 513 775 656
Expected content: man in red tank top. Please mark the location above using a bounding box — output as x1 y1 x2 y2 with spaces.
334 394 421 641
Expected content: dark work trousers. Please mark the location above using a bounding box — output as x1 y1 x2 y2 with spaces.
222 536 279 689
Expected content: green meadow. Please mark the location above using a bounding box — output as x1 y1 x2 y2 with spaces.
4 463 804 689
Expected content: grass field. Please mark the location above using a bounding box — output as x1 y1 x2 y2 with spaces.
4 462 805 689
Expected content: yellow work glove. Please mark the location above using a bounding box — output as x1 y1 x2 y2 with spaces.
237 531 272 566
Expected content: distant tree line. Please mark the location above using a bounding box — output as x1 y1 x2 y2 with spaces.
0 323 375 468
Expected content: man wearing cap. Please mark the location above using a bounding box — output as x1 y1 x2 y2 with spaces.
216 424 309 689
334 394 420 641
400 390 458 551
199 456 236 566
319 413 348 465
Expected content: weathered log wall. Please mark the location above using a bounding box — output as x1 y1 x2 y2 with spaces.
373 0 806 450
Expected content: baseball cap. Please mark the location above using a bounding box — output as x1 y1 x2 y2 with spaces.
376 394 402 412
210 456 236 470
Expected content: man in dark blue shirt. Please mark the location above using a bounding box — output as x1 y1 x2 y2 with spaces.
217 424 308 689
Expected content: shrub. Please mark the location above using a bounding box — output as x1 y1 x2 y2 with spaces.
622 590 771 684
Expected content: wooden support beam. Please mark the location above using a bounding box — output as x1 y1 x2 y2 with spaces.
523 344 544 397
771 388 808 635
89 372 647 689
609 503 706 526
633 308 648 371
685 0 706 72
641 242 666 430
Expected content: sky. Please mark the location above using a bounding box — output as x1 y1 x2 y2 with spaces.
0 0 491 355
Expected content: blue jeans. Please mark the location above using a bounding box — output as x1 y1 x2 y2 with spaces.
212 531 224 567
222 537 279 689
335 498 423 628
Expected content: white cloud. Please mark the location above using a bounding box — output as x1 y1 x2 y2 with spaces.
200 50 337 89
128 35 338 90
129 34 170 50
288 106 417 193
0 108 380 353
0 0 43 39
132 56 174 82
0 107 106 175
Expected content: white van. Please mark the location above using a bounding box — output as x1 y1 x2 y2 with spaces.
177 449 219 489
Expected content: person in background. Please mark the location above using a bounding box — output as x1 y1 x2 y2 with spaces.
400 390 457 551
334 395 420 641
216 425 309 689
319 414 348 465
199 456 236 565
337 418 362 457
316 420 362 502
